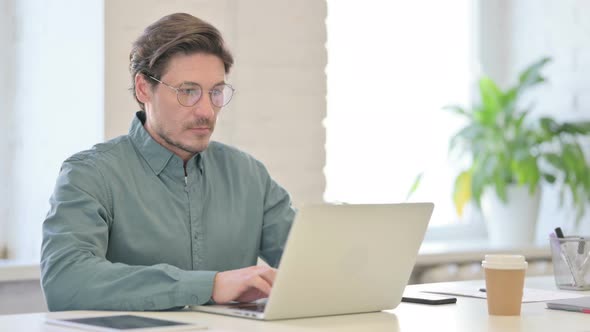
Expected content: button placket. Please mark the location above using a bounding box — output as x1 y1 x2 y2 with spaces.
190 171 204 269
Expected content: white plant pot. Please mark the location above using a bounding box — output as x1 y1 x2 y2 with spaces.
481 185 541 247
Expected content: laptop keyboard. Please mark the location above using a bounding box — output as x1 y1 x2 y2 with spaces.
232 303 267 313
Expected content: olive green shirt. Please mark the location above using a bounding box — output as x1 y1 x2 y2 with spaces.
41 111 295 311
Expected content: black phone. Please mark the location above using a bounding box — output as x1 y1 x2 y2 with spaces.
402 293 457 305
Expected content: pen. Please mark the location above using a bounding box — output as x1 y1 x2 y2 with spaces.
555 227 565 239
554 227 582 286
555 227 584 255
551 307 590 314
580 241 586 256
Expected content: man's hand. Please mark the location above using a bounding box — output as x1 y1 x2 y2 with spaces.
212 266 277 304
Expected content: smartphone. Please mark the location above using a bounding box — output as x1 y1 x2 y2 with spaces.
402 293 457 305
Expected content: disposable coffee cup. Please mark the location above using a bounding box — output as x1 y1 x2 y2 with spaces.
481 255 528 316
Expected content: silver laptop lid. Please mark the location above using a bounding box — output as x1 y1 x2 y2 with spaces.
263 203 433 320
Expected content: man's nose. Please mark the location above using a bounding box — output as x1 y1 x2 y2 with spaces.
192 93 216 118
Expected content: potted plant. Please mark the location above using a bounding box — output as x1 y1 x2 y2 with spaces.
447 56 590 246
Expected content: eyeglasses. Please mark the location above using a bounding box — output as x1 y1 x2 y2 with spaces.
148 75 235 108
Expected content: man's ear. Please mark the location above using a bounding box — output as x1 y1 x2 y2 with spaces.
135 73 152 105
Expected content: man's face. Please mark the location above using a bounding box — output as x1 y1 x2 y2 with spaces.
139 53 226 160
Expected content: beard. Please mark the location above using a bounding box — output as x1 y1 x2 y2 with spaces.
158 117 215 154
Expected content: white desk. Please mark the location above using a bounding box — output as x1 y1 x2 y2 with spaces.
1 276 588 331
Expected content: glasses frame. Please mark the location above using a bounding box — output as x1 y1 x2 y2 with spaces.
147 75 235 108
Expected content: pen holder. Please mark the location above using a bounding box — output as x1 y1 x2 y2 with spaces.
550 236 590 290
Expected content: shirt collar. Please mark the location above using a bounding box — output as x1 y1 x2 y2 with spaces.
129 111 204 175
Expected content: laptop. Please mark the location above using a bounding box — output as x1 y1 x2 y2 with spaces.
192 203 434 320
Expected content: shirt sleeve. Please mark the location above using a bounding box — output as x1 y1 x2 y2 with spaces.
258 170 296 268
40 157 217 311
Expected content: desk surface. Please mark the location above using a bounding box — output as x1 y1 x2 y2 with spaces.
1 276 588 332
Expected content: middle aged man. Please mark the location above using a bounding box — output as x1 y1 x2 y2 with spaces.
40 13 295 311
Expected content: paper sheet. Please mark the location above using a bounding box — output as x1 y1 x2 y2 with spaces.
420 285 586 303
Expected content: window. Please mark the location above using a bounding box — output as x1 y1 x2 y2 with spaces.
0 0 103 260
325 1 474 226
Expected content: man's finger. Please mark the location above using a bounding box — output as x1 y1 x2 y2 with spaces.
258 267 277 286
249 275 272 295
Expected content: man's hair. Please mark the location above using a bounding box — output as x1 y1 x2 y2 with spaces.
129 13 234 110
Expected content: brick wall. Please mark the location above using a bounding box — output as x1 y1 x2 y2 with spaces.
507 0 590 122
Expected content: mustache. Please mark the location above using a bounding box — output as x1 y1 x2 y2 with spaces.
185 118 213 128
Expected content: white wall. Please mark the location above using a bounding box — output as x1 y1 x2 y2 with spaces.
0 0 16 257
479 0 590 239
506 0 590 120
5 0 104 259
0 280 47 314
477 0 512 87
4 0 589 260
1 0 326 260
105 0 327 207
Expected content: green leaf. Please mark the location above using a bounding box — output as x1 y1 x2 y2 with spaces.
540 117 559 133
528 169 540 195
543 153 563 170
471 154 497 206
479 77 504 118
502 87 518 108
512 157 539 187
562 145 581 179
543 173 556 184
570 143 587 174
518 57 551 91
473 107 496 126
494 172 508 202
443 105 470 118
448 124 485 155
406 172 423 201
559 122 590 135
571 121 590 133
513 111 529 131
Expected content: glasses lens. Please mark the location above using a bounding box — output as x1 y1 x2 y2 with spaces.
210 84 234 108
177 83 202 107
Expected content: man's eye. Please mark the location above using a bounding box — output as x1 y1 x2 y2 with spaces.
180 89 198 95
211 89 223 96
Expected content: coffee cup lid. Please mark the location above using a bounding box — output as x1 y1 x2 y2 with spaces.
481 254 528 270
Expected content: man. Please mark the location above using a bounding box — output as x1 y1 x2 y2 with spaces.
40 13 295 311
